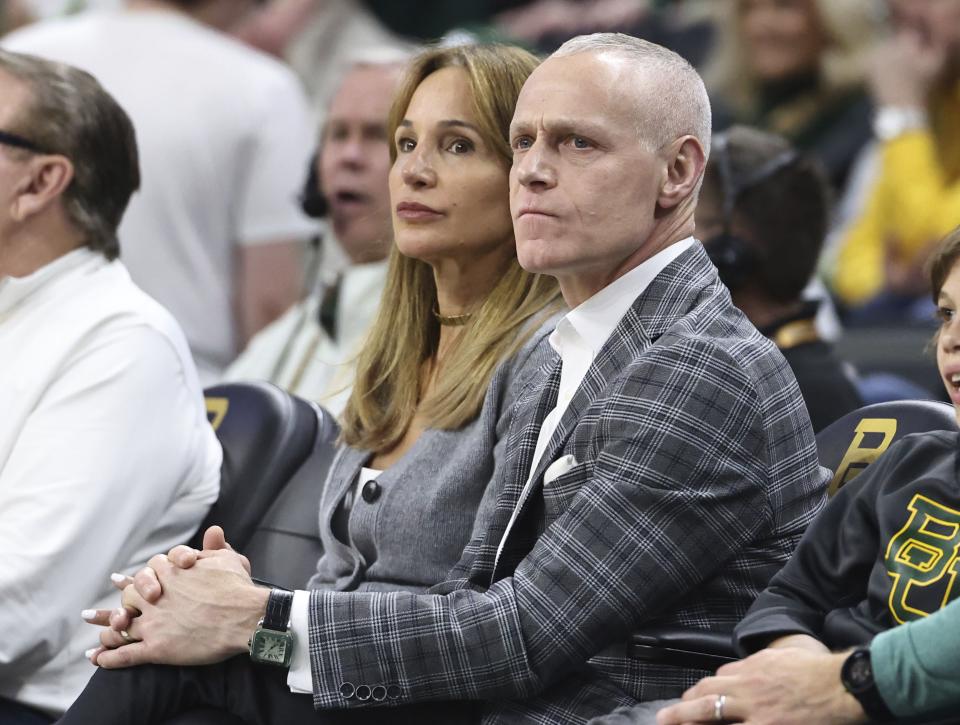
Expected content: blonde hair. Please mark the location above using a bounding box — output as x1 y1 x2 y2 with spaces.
706 0 882 118
341 44 562 452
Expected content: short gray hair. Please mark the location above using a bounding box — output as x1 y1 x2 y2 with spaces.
0 49 139 260
552 33 712 158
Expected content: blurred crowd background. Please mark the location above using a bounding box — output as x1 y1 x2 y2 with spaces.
3 0 957 406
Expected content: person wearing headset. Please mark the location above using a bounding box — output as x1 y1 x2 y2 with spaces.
696 125 862 432
223 51 407 414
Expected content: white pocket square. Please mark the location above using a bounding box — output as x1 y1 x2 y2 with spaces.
543 454 579 485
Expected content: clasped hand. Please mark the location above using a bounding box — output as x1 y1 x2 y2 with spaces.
82 525 269 669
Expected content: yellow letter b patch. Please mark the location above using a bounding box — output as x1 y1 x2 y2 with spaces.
885 494 960 624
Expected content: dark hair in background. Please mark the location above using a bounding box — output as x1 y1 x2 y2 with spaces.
928 227 960 303
0 49 139 260
703 125 830 304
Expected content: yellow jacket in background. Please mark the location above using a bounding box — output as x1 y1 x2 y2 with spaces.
832 84 960 305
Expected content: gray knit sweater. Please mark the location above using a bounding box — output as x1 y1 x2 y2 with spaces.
307 315 559 592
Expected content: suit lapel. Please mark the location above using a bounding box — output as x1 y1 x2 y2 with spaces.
319 445 369 568
490 243 719 580
491 319 652 579
628 242 718 339
496 358 562 509
324 446 368 515
466 359 561 583
521 243 717 491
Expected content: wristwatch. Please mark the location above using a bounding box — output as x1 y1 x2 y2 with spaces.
840 647 895 722
248 588 295 667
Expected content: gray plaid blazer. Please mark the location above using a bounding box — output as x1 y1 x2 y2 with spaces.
305 243 829 723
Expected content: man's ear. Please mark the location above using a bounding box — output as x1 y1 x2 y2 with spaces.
11 154 74 222
657 135 706 210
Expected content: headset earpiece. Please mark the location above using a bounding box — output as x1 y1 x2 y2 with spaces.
299 149 328 219
707 132 798 291
705 232 755 290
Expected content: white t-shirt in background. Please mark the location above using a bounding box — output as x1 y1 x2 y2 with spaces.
4 9 318 380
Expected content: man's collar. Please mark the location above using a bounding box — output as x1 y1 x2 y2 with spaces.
0 247 101 317
553 237 695 357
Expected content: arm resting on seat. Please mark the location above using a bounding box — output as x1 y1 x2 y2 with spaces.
628 627 738 671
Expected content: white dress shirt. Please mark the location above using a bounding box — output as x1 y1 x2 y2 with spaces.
0 248 222 714
5 10 317 379
285 237 695 694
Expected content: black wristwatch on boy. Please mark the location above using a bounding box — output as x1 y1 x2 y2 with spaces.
840 647 895 723
248 588 295 667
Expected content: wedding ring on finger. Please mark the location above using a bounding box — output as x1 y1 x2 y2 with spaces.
119 630 136 644
713 694 726 721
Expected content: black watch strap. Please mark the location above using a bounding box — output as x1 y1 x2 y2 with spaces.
263 589 294 632
841 648 895 723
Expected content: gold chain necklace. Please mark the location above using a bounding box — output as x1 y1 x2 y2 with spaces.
433 307 473 326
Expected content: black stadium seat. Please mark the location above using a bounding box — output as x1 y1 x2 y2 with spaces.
243 407 340 590
816 399 956 497
194 382 321 553
628 399 957 672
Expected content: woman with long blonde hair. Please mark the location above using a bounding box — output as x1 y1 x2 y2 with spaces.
302 41 564 595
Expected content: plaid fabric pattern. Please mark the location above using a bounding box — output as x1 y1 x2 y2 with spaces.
307 244 829 723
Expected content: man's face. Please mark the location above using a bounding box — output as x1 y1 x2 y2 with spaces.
0 70 34 251
319 64 397 264
509 52 665 304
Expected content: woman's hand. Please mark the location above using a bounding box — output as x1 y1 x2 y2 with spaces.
869 28 946 110
81 526 248 663
93 549 266 669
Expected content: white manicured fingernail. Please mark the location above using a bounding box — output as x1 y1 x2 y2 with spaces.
81 609 96 620
84 648 97 659
110 572 126 584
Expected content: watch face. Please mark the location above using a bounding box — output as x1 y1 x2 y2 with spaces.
843 649 875 694
849 656 871 688
251 629 293 666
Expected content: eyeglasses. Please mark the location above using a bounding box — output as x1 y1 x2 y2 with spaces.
0 130 45 153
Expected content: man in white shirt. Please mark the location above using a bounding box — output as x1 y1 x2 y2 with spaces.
0 50 221 722
223 54 404 414
3 0 317 383
64 33 827 724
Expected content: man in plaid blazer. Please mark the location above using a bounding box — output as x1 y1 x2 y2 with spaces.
70 33 829 725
